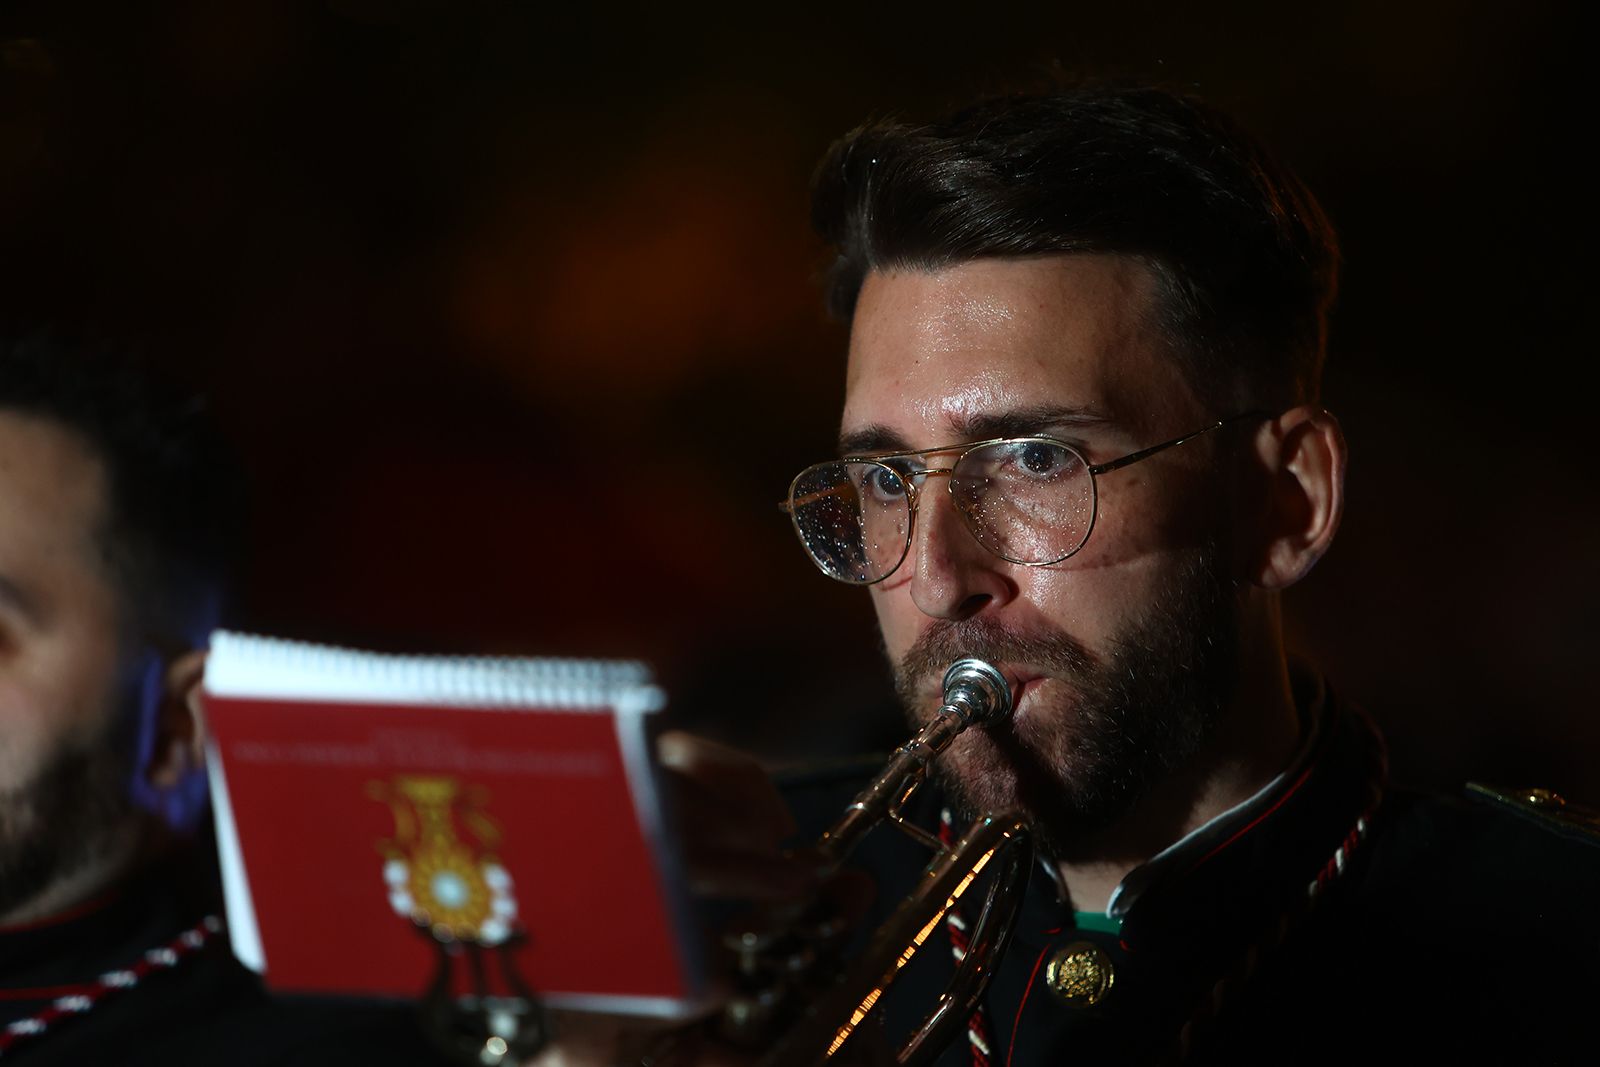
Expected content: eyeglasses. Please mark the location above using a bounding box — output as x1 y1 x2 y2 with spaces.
783 412 1266 585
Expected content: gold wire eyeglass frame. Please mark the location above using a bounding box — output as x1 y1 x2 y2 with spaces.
781 411 1269 586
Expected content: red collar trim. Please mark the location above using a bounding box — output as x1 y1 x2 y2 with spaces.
1193 760 1318 871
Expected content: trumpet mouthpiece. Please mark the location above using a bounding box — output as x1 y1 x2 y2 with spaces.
940 658 1013 726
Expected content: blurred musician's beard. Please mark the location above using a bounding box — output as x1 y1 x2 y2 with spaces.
0 727 137 919
893 546 1239 859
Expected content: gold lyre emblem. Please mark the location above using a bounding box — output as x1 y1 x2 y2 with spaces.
368 775 518 944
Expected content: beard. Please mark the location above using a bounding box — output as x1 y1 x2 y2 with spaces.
0 727 137 918
893 547 1239 858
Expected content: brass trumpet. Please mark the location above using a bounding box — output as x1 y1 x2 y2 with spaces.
722 658 1034 1066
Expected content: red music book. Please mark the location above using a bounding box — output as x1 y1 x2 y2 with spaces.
201 631 704 1015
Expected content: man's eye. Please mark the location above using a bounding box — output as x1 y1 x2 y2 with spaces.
861 465 908 502
1020 441 1066 476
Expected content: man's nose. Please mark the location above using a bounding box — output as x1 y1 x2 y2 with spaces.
908 485 1015 620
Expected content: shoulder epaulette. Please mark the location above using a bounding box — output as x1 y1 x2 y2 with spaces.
1465 782 1600 848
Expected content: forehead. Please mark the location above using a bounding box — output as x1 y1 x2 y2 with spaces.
0 410 110 560
841 256 1199 446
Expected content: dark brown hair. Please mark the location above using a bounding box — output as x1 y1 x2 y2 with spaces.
811 85 1340 409
0 329 241 642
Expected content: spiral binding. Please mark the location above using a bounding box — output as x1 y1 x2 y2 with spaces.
204 630 663 712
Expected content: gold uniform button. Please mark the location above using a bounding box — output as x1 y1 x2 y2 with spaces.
1044 941 1114 1008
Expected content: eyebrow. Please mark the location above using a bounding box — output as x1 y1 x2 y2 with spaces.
838 403 1115 456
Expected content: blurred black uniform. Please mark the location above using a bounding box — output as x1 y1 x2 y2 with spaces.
0 849 455 1066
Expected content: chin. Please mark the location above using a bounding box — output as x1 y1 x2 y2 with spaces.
940 737 1030 817
936 711 1080 825
927 681 1160 853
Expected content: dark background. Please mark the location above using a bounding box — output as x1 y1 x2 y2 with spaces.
2 1 1593 795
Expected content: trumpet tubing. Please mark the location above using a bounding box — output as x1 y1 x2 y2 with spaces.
723 657 1034 1067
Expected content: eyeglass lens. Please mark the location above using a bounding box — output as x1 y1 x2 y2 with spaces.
789 440 1096 584
789 461 912 583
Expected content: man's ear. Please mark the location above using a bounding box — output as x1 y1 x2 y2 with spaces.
1243 405 1346 590
145 649 208 790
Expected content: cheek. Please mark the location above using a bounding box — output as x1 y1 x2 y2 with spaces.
1093 465 1222 558
0 676 56 790
0 631 125 790
868 587 921 660
1029 466 1212 605
1017 554 1167 648
1073 474 1173 568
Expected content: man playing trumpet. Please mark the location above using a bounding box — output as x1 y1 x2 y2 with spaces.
563 84 1599 1066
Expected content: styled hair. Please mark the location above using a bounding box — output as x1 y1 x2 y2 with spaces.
0 330 242 644
811 85 1340 409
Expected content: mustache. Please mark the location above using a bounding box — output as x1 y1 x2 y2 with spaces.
894 617 1097 704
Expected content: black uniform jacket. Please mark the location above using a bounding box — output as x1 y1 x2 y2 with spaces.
0 847 456 1065
781 677 1600 1066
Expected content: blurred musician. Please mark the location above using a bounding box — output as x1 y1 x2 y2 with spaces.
0 333 452 1065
